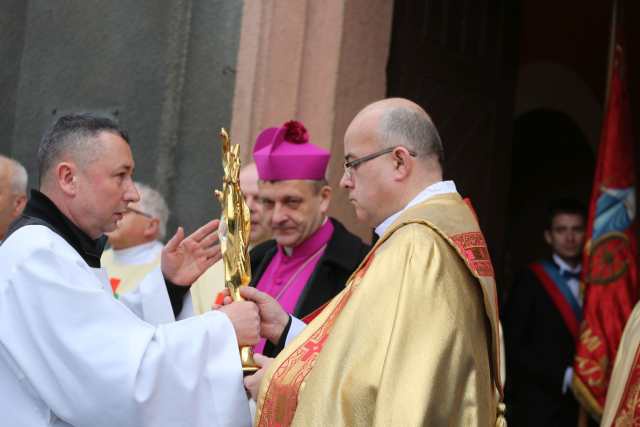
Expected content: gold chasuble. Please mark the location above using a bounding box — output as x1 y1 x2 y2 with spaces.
190 260 226 315
255 193 504 426
101 249 161 296
601 302 640 426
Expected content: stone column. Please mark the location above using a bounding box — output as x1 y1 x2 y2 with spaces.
231 0 394 241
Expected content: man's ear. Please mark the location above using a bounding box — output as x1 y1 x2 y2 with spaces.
544 229 552 245
57 162 78 196
392 147 412 180
12 194 27 217
319 185 332 214
144 218 160 240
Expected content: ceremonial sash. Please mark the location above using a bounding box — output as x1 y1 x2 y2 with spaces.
529 261 582 339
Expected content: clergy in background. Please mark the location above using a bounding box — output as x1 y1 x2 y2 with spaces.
0 154 28 242
101 181 185 322
246 98 505 426
250 120 369 354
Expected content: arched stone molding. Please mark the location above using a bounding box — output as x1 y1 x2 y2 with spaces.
514 61 602 149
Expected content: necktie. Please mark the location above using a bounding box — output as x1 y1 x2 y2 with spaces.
561 270 581 281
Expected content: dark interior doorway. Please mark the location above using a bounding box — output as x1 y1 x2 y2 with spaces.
385 0 521 288
504 109 595 295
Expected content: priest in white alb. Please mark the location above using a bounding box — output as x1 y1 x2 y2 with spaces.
0 113 260 427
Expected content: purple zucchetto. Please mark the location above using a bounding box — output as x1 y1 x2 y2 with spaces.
253 120 330 181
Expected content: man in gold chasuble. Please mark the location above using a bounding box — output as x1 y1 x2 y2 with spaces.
242 98 505 426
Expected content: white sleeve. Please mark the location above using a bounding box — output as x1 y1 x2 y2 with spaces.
286 316 307 346
117 266 176 325
1 246 251 427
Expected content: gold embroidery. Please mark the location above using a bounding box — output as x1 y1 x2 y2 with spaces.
614 381 640 426
258 257 373 426
450 232 495 277
614 347 640 425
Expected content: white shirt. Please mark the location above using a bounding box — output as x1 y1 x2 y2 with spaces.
375 180 458 237
110 240 164 264
552 253 582 305
0 225 251 427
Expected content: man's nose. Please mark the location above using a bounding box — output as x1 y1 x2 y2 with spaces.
272 203 287 224
339 171 351 189
126 179 140 203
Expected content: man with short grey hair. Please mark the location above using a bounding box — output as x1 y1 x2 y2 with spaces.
0 113 259 427
0 155 28 241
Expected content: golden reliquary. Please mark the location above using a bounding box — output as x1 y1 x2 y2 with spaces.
214 128 258 373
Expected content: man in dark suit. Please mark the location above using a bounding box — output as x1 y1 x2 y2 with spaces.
249 120 369 355
502 198 588 426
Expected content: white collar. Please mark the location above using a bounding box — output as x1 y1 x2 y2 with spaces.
552 253 582 274
111 240 164 265
374 180 458 237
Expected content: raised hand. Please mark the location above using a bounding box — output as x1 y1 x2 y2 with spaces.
161 219 221 286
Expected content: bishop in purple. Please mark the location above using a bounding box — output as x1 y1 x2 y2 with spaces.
249 120 370 355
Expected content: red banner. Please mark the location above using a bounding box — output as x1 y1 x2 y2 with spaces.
572 24 638 419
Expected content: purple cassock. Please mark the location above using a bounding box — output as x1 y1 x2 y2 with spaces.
254 219 334 353
252 120 333 353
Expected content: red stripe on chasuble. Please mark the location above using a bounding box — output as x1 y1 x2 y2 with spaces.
529 263 580 339
301 302 329 324
450 231 495 277
257 254 375 427
611 344 640 424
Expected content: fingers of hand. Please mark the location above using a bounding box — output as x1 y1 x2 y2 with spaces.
239 286 259 302
165 226 184 252
243 370 263 400
190 219 220 243
223 301 260 345
198 244 221 261
200 230 220 247
244 301 261 345
253 353 272 369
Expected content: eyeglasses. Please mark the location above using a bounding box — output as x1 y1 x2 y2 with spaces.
343 146 416 179
126 206 153 219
